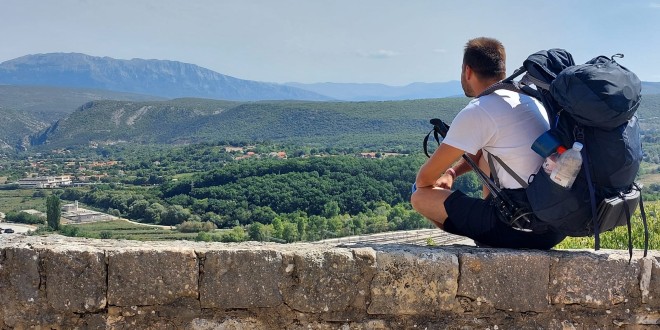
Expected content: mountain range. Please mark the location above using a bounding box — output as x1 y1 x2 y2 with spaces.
0 53 330 101
1 53 659 102
0 53 473 102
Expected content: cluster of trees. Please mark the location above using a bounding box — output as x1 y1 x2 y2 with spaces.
194 202 430 243
4 210 45 224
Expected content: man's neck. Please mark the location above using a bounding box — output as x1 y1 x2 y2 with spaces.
473 79 501 97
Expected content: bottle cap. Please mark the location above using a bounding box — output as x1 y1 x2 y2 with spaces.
557 146 567 154
572 142 583 151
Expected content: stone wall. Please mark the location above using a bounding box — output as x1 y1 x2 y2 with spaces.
0 235 658 329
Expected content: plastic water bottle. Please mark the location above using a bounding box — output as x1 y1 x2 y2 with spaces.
542 146 567 174
550 142 583 188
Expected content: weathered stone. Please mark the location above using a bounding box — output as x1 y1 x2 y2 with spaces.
641 256 660 307
43 248 106 312
0 247 41 304
550 251 641 307
279 247 376 314
200 249 283 308
189 317 269 330
107 248 198 306
0 247 42 327
457 250 551 312
367 246 459 315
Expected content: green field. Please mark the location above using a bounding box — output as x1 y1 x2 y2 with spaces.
59 220 229 241
0 189 48 213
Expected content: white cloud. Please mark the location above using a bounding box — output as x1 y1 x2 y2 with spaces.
357 49 399 59
651 2 660 8
433 48 447 54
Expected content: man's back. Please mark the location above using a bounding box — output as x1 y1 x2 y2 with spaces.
442 89 549 189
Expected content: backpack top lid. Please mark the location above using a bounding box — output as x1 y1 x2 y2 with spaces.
523 49 575 86
550 55 642 129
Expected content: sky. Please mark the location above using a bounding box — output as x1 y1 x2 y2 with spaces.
1 0 659 85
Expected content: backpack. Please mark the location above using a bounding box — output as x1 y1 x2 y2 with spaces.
490 49 648 256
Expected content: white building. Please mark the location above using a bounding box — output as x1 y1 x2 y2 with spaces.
18 176 72 189
61 201 115 224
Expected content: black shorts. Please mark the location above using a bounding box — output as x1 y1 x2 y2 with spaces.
443 190 566 250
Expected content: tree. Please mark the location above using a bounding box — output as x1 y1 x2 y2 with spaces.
282 222 299 243
272 217 284 238
322 201 340 218
160 205 192 226
128 199 150 220
145 203 166 223
306 215 328 241
252 206 277 224
46 194 61 230
248 222 270 241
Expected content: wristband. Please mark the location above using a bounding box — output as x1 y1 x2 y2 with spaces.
445 168 456 179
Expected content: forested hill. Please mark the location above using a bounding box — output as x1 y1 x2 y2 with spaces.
30 97 469 150
30 94 660 151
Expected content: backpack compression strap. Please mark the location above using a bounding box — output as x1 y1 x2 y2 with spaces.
621 186 648 262
634 182 649 258
574 128 602 251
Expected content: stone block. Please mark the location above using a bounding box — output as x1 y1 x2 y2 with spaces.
279 247 376 314
200 249 283 308
458 250 551 312
550 252 641 307
108 248 198 306
641 256 660 307
0 247 42 328
43 248 107 312
189 317 269 330
367 246 459 315
0 247 41 304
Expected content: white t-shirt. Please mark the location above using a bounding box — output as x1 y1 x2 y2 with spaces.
442 89 550 189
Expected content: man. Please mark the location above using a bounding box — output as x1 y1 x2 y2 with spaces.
411 37 565 249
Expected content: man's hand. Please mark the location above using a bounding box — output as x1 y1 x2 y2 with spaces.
434 173 454 189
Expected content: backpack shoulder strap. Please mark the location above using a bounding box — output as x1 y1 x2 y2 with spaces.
487 152 529 189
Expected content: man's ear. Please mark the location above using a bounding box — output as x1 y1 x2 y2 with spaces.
464 65 473 80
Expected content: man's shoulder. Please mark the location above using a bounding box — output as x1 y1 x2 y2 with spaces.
479 89 544 109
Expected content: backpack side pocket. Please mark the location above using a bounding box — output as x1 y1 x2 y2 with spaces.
526 168 592 236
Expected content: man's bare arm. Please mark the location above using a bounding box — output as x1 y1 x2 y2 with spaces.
415 143 464 188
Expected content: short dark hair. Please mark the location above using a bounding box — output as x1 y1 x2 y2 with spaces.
463 37 506 80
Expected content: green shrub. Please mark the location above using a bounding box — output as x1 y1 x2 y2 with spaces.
60 225 80 237
177 220 216 233
195 231 212 242
220 226 247 242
